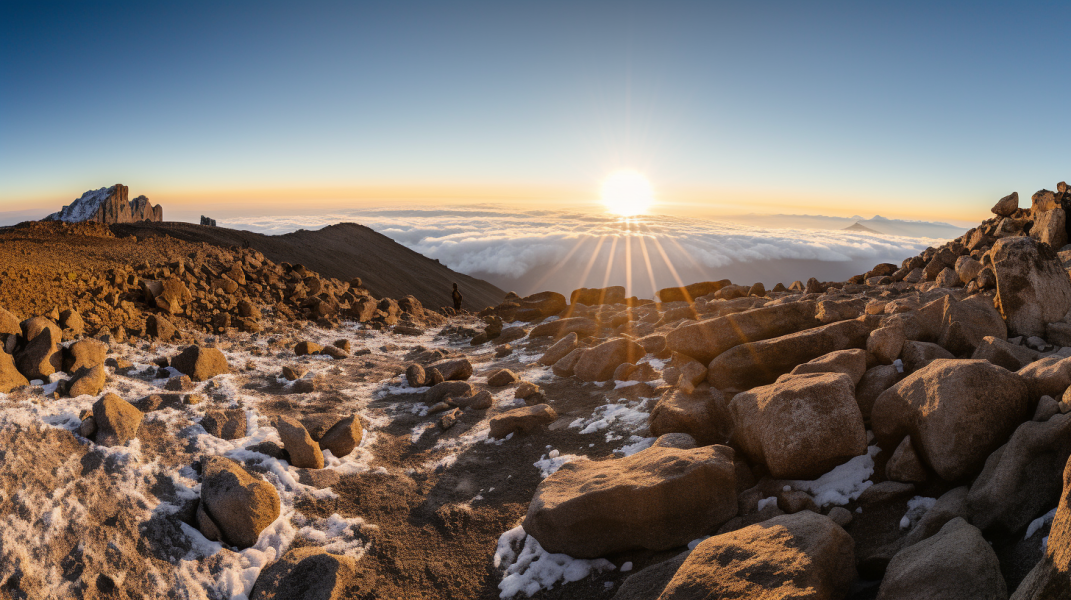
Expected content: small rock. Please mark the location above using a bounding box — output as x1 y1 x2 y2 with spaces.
319 415 363 458
294 341 323 356
171 346 230 382
489 404 558 439
487 368 519 387
199 455 281 549
202 409 248 440
92 393 143 446
275 416 324 469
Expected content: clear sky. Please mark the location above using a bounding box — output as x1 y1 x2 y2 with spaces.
2 0 1069 224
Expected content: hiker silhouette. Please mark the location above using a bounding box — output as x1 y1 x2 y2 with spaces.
452 283 463 311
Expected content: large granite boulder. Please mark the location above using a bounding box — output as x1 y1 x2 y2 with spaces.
198 456 281 549
730 372 867 479
877 518 1006 600
708 317 877 391
250 547 364 599
872 359 1030 481
967 413 1071 536
573 337 645 382
666 301 818 364
659 511 855 600
523 445 737 558
991 236 1071 338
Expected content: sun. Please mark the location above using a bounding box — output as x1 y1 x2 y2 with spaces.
601 170 654 217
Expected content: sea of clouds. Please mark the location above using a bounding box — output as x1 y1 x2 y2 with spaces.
219 206 946 298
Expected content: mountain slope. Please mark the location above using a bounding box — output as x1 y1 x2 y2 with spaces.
111 221 506 310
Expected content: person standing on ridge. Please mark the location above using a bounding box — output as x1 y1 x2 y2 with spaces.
452 283 463 311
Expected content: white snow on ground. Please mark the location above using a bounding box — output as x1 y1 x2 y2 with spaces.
757 496 778 511
0 320 413 599
899 496 938 529
569 398 651 436
494 526 615 599
1026 508 1058 540
787 446 880 506
533 451 588 478
614 435 655 457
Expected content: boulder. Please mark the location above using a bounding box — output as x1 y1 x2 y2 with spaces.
660 352 708 393
1033 207 1069 249
573 337 645 382
872 359 1030 481
537 332 579 366
62 339 107 373
0 306 20 336
319 415 363 458
155 277 192 314
294 341 323 356
66 364 105 397
972 336 1041 371
956 255 985 284
784 348 867 385
570 286 626 306
405 364 425 387
551 348 583 377
423 381 473 405
900 340 954 373
967 413 1071 536
171 346 230 382
201 409 247 440
21 316 60 343
92 393 143 446
868 326 906 365
529 317 598 339
731 372 867 479
198 456 281 549
991 236 1071 338
877 518 1006 600
487 368 519 387
886 436 928 483
275 416 324 469
856 364 903 421
1010 456 1071 599
14 326 61 380
0 351 29 393
666 301 818 364
992 192 1019 217
708 317 876 391
657 280 731 303
935 267 960 288
145 314 177 341
427 357 473 381
250 547 363 600
659 511 855 600
1018 356 1071 401
938 295 1008 357
648 388 730 446
523 445 738 558
489 404 557 439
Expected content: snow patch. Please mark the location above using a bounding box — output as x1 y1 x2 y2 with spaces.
495 526 615 598
787 446 879 506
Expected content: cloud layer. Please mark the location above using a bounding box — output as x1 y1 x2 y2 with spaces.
221 206 944 297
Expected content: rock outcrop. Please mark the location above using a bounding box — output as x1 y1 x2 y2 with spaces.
45 184 163 224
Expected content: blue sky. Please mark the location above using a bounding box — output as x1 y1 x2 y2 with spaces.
1 1 1069 222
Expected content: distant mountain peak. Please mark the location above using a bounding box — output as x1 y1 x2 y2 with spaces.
844 221 883 234
870 215 890 221
45 184 163 224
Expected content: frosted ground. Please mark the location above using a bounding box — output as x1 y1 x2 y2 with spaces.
0 313 959 599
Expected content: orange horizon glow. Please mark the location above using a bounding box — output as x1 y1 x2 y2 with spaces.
1 181 990 226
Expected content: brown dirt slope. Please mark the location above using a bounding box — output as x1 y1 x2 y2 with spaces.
112 221 506 310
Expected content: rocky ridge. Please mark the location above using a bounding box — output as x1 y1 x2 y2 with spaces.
1 180 1071 599
45 184 163 224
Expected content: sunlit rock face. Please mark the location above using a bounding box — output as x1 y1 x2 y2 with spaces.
45 184 163 224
